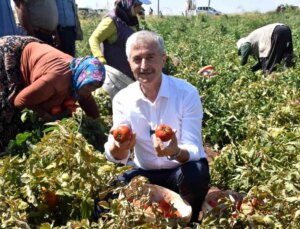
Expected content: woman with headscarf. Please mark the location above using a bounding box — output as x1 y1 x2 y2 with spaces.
236 23 294 74
0 35 105 151
89 0 151 82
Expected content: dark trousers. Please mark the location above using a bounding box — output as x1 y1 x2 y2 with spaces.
261 25 294 74
117 158 211 222
57 26 76 56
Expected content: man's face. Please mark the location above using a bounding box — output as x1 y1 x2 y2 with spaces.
128 41 166 85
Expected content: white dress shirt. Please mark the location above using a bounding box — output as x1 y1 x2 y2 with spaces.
104 73 206 170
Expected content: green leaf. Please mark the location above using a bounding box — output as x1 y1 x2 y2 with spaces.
80 197 94 219
263 215 275 226
15 132 32 145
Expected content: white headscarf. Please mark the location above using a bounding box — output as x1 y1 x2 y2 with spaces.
236 37 247 49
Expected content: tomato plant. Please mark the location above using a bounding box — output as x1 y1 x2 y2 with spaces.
112 125 132 143
155 124 174 142
2 9 300 228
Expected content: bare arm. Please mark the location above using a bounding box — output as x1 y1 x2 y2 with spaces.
14 77 56 119
78 95 100 119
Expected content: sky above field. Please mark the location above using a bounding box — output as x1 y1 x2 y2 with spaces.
75 0 300 15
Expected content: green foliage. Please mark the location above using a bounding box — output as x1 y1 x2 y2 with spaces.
2 9 300 227
6 110 48 156
0 118 130 227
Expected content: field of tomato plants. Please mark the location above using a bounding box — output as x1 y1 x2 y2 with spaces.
1 9 300 228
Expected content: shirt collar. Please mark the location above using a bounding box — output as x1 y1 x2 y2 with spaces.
134 73 170 101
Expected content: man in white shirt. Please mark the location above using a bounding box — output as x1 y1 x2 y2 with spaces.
104 30 210 222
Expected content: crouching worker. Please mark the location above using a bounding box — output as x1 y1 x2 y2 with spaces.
237 23 294 74
0 36 105 151
103 30 210 222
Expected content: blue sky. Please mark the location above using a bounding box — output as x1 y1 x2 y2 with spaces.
75 0 299 15
10 0 300 15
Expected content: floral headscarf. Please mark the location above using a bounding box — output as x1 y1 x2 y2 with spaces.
70 56 105 98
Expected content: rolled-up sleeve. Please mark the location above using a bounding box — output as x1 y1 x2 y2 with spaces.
104 135 130 164
104 95 131 164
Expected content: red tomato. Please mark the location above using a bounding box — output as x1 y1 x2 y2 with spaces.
45 191 58 209
112 125 132 143
174 210 181 218
127 197 134 202
65 104 78 113
157 199 181 218
208 200 218 208
251 198 258 207
236 202 242 211
50 105 63 115
63 97 76 108
158 199 173 217
41 187 58 209
155 124 174 142
232 212 239 219
158 199 171 211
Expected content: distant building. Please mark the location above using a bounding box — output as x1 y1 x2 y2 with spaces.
185 0 196 16
78 7 108 16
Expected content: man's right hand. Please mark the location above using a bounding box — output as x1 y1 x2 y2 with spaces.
109 132 136 160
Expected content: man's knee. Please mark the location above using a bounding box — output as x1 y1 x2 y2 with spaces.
179 159 210 195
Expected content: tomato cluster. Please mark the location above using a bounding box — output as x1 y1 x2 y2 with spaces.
130 197 181 218
50 97 78 116
157 199 180 218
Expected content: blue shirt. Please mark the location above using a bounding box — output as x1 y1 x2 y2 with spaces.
0 0 19 36
56 0 76 27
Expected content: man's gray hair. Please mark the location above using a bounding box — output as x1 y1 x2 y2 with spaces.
126 30 165 58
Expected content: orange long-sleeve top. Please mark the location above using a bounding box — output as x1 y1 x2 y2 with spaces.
14 42 99 118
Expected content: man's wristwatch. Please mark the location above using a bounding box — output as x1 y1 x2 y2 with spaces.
167 148 182 160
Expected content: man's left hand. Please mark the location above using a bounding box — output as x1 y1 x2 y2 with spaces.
154 131 179 157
